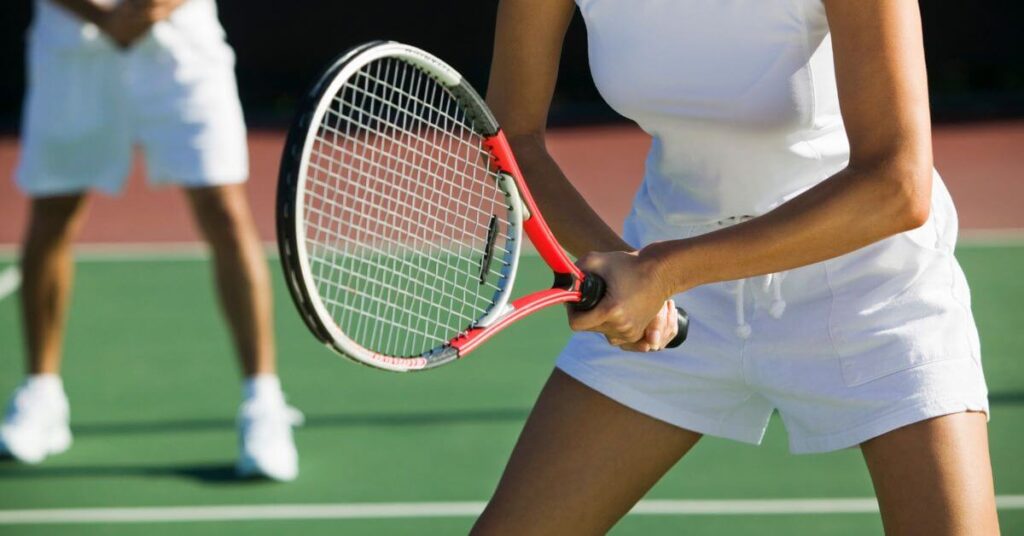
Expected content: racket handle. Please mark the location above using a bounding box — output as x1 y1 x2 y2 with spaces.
665 307 689 348
574 272 689 348
574 271 607 311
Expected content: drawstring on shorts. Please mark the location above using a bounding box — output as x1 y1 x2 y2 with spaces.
708 215 788 339
732 272 788 339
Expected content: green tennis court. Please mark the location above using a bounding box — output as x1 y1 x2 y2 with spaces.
1 243 1022 535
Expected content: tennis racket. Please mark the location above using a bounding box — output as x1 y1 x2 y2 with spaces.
277 41 688 372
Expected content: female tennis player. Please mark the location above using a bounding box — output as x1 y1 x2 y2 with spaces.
473 1 997 534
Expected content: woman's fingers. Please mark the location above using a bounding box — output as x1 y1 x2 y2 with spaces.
614 300 679 353
657 302 680 347
566 250 674 349
569 301 642 337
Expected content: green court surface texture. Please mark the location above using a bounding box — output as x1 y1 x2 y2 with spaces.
0 244 1022 535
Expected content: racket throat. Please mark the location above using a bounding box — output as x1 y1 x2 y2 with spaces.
472 174 525 330
553 271 605 311
573 272 606 311
549 271 597 309
552 272 577 292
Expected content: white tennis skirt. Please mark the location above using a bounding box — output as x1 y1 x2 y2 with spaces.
16 16 248 197
556 174 988 453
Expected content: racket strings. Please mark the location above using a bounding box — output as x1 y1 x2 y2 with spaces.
302 56 515 357
340 70 509 227
310 125 511 254
338 62 507 335
347 70 493 164
302 201 505 300
304 206 508 296
304 153 512 261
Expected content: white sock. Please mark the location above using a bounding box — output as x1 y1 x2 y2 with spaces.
243 374 283 402
24 374 64 396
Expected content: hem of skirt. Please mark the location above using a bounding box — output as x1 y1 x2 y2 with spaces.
149 171 249 188
16 173 126 197
787 396 990 454
556 357 768 446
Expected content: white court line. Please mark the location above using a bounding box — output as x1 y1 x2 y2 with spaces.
0 265 21 302
0 230 1020 263
0 496 1022 525
959 227 1024 246
0 242 259 263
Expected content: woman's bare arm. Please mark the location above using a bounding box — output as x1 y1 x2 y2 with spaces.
488 0 682 350
487 0 630 256
572 0 935 343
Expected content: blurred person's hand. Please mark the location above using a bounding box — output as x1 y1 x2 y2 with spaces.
98 1 152 48
133 0 189 22
98 0 188 48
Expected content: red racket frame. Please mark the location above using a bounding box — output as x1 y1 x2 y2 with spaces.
450 131 586 355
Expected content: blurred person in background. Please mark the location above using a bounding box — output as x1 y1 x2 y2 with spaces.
0 0 303 482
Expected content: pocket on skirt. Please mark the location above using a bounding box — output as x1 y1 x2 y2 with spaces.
825 232 975 387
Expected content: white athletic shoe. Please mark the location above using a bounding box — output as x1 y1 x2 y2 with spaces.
0 379 72 464
235 395 303 481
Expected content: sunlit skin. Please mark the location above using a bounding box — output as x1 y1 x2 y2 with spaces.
473 0 999 534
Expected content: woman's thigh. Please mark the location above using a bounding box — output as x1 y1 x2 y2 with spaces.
860 411 998 536
472 369 702 535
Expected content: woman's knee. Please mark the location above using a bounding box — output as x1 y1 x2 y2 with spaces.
186 185 254 242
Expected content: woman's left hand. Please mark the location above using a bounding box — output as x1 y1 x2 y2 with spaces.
568 250 678 351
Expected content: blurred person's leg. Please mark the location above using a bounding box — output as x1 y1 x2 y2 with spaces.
131 0 260 376
20 194 90 375
1 194 89 463
5 10 133 463
127 4 301 479
184 184 273 377
184 184 302 482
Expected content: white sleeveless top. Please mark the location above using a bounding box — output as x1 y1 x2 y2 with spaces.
576 0 851 231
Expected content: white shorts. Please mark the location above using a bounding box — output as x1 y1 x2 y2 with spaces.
15 12 248 197
557 175 989 453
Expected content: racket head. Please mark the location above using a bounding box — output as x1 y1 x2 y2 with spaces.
277 41 525 371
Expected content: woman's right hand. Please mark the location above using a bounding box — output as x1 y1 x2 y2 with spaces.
568 250 680 352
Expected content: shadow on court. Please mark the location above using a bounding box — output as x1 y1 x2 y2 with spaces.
0 408 532 485
62 407 531 437
0 460 250 485
6 391 1023 441
989 391 1024 405
43 392 1024 439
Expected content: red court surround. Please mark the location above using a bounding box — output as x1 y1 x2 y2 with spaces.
1 122 1022 246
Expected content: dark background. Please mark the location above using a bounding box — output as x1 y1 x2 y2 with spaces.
1 1 1022 130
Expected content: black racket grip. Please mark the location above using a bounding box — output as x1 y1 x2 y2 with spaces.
573 272 688 348
666 307 689 348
